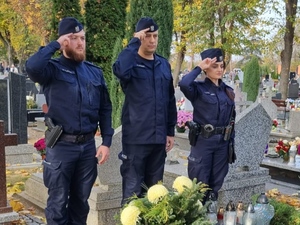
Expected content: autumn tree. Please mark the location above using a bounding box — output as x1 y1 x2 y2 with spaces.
85 0 127 83
172 0 270 86
279 0 298 99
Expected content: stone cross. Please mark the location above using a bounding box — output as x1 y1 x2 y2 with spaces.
0 120 18 213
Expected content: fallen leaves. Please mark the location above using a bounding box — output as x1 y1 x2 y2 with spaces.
267 188 300 209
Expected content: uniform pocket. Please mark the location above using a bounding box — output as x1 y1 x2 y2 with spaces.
187 156 203 179
42 160 63 189
87 80 101 109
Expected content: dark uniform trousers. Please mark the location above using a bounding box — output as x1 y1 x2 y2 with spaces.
43 139 97 225
119 144 167 205
188 133 229 201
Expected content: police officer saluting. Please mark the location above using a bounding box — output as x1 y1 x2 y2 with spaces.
179 48 236 202
25 17 114 225
113 17 177 205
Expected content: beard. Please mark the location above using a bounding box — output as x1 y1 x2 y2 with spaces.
64 47 86 62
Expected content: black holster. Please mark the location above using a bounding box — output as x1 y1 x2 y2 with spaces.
228 140 236 164
44 117 63 148
186 121 200 146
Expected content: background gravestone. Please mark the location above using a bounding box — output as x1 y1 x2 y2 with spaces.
0 80 9 131
0 73 27 144
288 83 299 99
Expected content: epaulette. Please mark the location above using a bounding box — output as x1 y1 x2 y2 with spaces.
84 61 102 70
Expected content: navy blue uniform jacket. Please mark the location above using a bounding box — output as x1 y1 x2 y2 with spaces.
113 38 177 144
26 41 114 147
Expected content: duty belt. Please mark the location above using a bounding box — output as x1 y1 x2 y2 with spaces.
59 132 94 144
200 124 225 138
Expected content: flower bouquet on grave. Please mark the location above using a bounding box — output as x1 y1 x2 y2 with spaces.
34 138 46 159
117 176 212 225
275 139 290 162
272 119 278 130
176 110 193 133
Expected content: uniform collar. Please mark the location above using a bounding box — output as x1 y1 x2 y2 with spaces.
60 55 82 70
204 77 225 88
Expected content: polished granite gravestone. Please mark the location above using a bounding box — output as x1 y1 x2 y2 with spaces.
0 121 19 223
9 72 27 144
0 80 9 132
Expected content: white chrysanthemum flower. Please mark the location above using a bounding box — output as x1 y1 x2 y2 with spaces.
172 176 193 194
120 205 141 225
283 140 288 145
147 184 169 203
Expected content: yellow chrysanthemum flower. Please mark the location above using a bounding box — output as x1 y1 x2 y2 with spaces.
172 176 193 194
147 184 169 203
120 205 141 225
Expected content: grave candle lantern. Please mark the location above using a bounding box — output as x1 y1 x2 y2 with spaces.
224 201 237 225
254 193 274 225
242 202 257 225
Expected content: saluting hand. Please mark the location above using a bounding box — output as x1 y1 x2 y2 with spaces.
198 57 217 71
134 28 150 41
96 145 110 165
57 33 72 51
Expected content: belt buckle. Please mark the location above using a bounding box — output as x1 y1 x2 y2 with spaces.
203 124 214 133
201 124 215 138
76 134 85 143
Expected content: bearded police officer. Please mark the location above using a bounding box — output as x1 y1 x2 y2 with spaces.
25 17 114 225
113 17 177 205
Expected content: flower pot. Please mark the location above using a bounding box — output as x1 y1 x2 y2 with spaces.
176 126 186 133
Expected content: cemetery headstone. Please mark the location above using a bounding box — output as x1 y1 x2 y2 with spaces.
9 72 27 143
0 120 18 213
288 83 299 99
0 80 9 132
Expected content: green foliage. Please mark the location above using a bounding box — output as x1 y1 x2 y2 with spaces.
26 99 38 109
242 56 260 102
85 0 127 83
125 0 173 59
50 0 83 41
269 198 300 225
110 37 125 128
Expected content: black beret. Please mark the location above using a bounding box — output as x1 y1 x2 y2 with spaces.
135 17 159 32
58 17 84 37
200 48 224 62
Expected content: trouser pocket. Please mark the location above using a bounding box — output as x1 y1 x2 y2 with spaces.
42 160 63 189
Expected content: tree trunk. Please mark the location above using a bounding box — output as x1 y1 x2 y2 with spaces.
280 0 298 99
173 49 186 87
